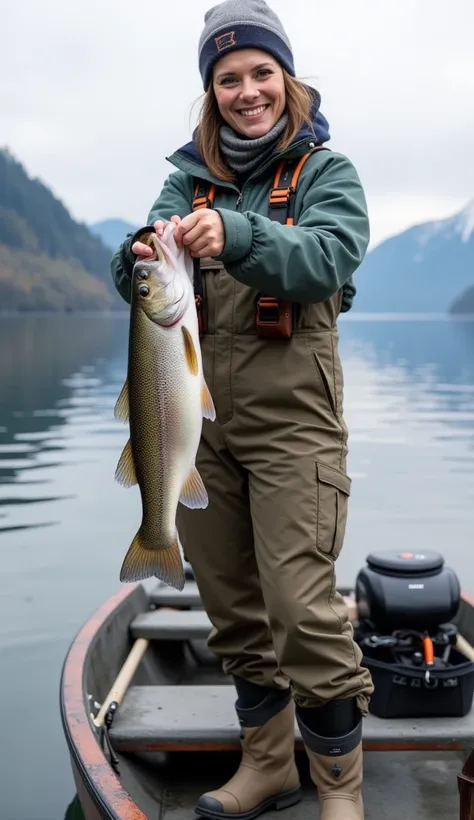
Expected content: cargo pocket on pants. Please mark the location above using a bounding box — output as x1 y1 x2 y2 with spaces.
316 462 351 560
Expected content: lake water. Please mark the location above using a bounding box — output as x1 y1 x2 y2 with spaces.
1 313 474 820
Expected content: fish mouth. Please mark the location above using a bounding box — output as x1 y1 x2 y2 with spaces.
150 232 176 266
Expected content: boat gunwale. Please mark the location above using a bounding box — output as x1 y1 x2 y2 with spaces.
59 582 148 820
60 583 474 818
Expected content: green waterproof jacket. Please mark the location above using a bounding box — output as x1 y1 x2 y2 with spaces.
110 114 369 313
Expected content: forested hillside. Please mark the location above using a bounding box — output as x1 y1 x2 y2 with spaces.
0 148 122 311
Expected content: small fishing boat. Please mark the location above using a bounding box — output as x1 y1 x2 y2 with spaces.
60 552 474 819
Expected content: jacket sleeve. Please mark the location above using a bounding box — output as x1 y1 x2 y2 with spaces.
110 170 194 303
214 152 370 304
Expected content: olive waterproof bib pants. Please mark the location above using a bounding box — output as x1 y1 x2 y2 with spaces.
177 259 374 713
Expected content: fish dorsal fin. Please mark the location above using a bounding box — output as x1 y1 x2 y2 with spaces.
182 326 198 375
114 379 129 421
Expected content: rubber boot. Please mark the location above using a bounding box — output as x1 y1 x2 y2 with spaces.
195 681 302 819
296 702 364 820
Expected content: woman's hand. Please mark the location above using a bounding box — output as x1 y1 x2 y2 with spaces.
131 215 181 258
173 210 225 258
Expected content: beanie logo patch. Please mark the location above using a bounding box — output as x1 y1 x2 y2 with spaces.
215 31 236 52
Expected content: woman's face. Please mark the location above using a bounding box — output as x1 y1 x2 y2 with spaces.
212 48 286 138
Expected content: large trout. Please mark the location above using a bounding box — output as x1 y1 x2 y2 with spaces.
114 221 215 590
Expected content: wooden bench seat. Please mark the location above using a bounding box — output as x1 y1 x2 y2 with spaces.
149 581 201 608
108 684 474 754
131 609 212 640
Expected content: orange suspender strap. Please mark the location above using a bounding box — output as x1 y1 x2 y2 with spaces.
192 181 217 211
268 146 326 224
257 146 327 337
191 145 328 338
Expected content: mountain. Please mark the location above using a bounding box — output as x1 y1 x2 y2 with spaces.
450 285 474 314
0 148 122 311
353 200 474 313
89 218 139 253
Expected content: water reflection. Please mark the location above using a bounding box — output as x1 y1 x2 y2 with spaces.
336 316 474 583
0 314 129 533
339 316 474 450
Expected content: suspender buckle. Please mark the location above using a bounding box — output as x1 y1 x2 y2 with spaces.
268 186 292 206
256 296 294 339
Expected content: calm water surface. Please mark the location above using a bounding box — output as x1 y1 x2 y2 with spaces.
1 313 474 820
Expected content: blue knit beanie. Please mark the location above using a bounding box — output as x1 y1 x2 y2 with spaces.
198 0 295 90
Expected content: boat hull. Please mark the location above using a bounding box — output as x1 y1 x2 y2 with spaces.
60 581 474 820
71 755 105 820
60 583 149 820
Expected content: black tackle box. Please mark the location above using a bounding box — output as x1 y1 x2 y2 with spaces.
353 550 474 718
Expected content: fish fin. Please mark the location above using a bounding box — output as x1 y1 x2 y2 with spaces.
182 326 199 376
114 379 129 422
115 438 137 487
179 465 209 509
201 380 216 421
119 530 185 590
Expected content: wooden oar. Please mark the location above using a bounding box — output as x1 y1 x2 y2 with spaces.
93 637 149 728
456 633 474 663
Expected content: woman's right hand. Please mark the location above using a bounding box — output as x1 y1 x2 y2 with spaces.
131 215 182 258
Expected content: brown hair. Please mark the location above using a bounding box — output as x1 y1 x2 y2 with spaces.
195 72 316 182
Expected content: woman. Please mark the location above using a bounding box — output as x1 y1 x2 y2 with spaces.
111 1 374 817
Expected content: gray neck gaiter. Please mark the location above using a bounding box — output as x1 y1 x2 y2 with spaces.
219 112 288 176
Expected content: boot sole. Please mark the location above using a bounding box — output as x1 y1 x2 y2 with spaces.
194 784 302 820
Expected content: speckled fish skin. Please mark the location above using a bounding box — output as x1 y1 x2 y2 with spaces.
114 222 215 590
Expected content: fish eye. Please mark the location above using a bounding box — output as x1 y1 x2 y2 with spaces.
138 284 150 297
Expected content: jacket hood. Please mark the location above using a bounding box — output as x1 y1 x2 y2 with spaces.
175 85 330 167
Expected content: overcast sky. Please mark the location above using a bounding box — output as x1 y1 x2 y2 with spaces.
2 0 473 248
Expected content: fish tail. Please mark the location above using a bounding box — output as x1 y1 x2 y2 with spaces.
119 529 185 590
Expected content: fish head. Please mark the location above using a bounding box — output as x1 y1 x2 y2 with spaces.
132 228 193 327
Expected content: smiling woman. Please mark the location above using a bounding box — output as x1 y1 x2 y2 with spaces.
110 1 374 818
213 55 286 134
198 50 314 182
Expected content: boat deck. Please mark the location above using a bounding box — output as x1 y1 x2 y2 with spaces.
88 580 474 819
142 749 461 819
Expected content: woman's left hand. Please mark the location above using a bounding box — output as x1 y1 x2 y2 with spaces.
173 209 225 257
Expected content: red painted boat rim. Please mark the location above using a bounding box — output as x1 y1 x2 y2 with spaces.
59 583 147 820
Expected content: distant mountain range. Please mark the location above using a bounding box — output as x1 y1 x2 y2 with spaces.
89 219 139 255
353 200 474 314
